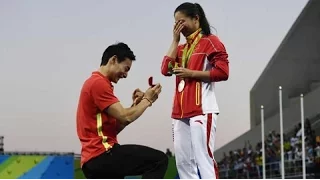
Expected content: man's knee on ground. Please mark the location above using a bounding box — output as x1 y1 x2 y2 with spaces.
158 151 169 166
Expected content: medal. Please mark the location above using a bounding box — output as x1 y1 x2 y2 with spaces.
177 28 202 93
178 80 185 92
181 28 202 68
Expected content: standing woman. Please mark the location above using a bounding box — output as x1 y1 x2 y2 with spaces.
161 2 229 179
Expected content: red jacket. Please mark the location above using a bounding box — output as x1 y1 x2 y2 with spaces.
161 34 229 119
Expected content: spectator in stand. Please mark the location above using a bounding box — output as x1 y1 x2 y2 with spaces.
305 119 311 129
284 137 291 153
317 136 320 144
306 143 314 162
286 146 293 161
291 135 299 148
296 123 302 137
315 143 320 159
295 145 302 161
217 118 319 178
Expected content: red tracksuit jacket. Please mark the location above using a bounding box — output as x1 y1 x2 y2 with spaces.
161 34 229 119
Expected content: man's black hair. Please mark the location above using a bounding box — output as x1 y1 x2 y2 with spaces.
101 42 136 66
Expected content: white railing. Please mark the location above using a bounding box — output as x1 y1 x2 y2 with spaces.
219 159 316 179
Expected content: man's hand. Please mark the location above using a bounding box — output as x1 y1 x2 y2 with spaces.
144 84 162 104
132 88 144 106
173 67 194 78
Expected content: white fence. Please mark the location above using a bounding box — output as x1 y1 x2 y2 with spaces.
219 159 317 179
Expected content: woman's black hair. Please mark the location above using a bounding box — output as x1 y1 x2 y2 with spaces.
174 2 212 36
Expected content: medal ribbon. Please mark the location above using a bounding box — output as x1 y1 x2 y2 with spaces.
181 28 203 68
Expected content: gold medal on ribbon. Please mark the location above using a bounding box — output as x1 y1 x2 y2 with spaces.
181 28 203 68
177 28 202 93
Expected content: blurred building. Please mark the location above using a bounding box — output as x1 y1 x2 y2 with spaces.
215 0 320 161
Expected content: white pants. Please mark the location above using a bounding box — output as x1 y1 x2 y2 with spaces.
172 113 219 179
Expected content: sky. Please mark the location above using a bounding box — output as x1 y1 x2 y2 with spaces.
0 0 308 154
